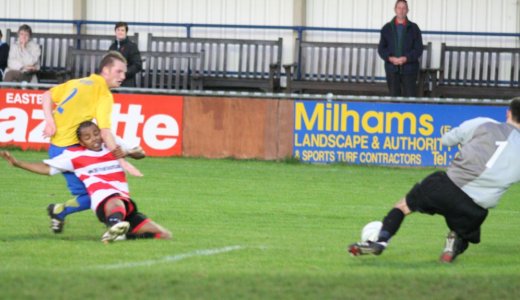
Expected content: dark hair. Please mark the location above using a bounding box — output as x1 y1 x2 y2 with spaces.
395 0 408 8
76 121 98 140
99 51 127 72
0 29 3 38
509 98 520 123
18 24 32 37
114 21 128 32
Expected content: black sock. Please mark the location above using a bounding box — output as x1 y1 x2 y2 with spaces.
125 232 156 240
377 208 405 243
106 212 124 227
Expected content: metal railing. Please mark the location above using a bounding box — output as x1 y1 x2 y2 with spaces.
1 18 519 40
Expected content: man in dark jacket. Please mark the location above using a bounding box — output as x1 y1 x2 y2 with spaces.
109 22 142 87
378 0 423 97
0 29 11 81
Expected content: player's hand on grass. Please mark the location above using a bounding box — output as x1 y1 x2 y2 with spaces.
0 151 18 167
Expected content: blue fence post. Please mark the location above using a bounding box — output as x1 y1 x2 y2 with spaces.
186 24 192 38
74 20 83 49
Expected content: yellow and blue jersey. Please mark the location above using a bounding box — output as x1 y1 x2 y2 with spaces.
50 74 113 147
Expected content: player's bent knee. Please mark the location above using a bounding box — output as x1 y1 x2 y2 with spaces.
394 198 412 215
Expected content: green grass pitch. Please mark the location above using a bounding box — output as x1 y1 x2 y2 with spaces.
1 150 519 299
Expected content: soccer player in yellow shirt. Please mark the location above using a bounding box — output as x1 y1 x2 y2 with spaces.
42 51 141 233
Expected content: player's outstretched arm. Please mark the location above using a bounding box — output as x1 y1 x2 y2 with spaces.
110 146 126 159
0 151 51 175
110 145 145 160
101 128 143 177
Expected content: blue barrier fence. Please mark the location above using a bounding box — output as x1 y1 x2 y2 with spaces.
1 18 520 39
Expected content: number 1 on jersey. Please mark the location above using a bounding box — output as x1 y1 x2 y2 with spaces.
486 141 508 168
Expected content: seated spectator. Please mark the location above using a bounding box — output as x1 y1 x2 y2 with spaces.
109 21 142 87
4 24 41 83
0 29 10 81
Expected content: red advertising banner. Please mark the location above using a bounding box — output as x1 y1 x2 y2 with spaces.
112 93 183 156
0 89 183 157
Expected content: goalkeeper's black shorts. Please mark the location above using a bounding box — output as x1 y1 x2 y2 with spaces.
405 171 488 244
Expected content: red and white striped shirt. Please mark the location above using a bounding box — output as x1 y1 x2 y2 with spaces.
44 145 129 210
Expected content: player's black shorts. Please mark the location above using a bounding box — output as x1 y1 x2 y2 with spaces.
96 194 149 233
405 171 488 244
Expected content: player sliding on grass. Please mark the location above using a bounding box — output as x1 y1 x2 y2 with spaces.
42 51 143 235
348 97 520 263
1 121 171 243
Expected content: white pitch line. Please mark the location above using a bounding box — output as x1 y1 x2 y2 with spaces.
92 245 245 270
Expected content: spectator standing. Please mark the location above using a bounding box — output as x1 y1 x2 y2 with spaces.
0 29 9 81
4 24 41 83
378 0 423 97
109 22 142 87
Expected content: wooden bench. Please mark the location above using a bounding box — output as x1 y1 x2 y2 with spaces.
57 48 106 82
138 51 205 90
284 40 432 96
427 43 520 99
5 29 138 83
147 34 283 92
59 47 204 90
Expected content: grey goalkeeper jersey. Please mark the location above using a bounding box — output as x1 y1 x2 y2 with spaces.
441 117 520 209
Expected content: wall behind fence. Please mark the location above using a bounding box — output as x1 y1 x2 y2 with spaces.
85 0 297 69
0 0 75 33
306 0 519 46
305 0 520 71
183 97 293 160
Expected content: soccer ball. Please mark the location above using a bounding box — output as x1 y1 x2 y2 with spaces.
361 221 383 242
